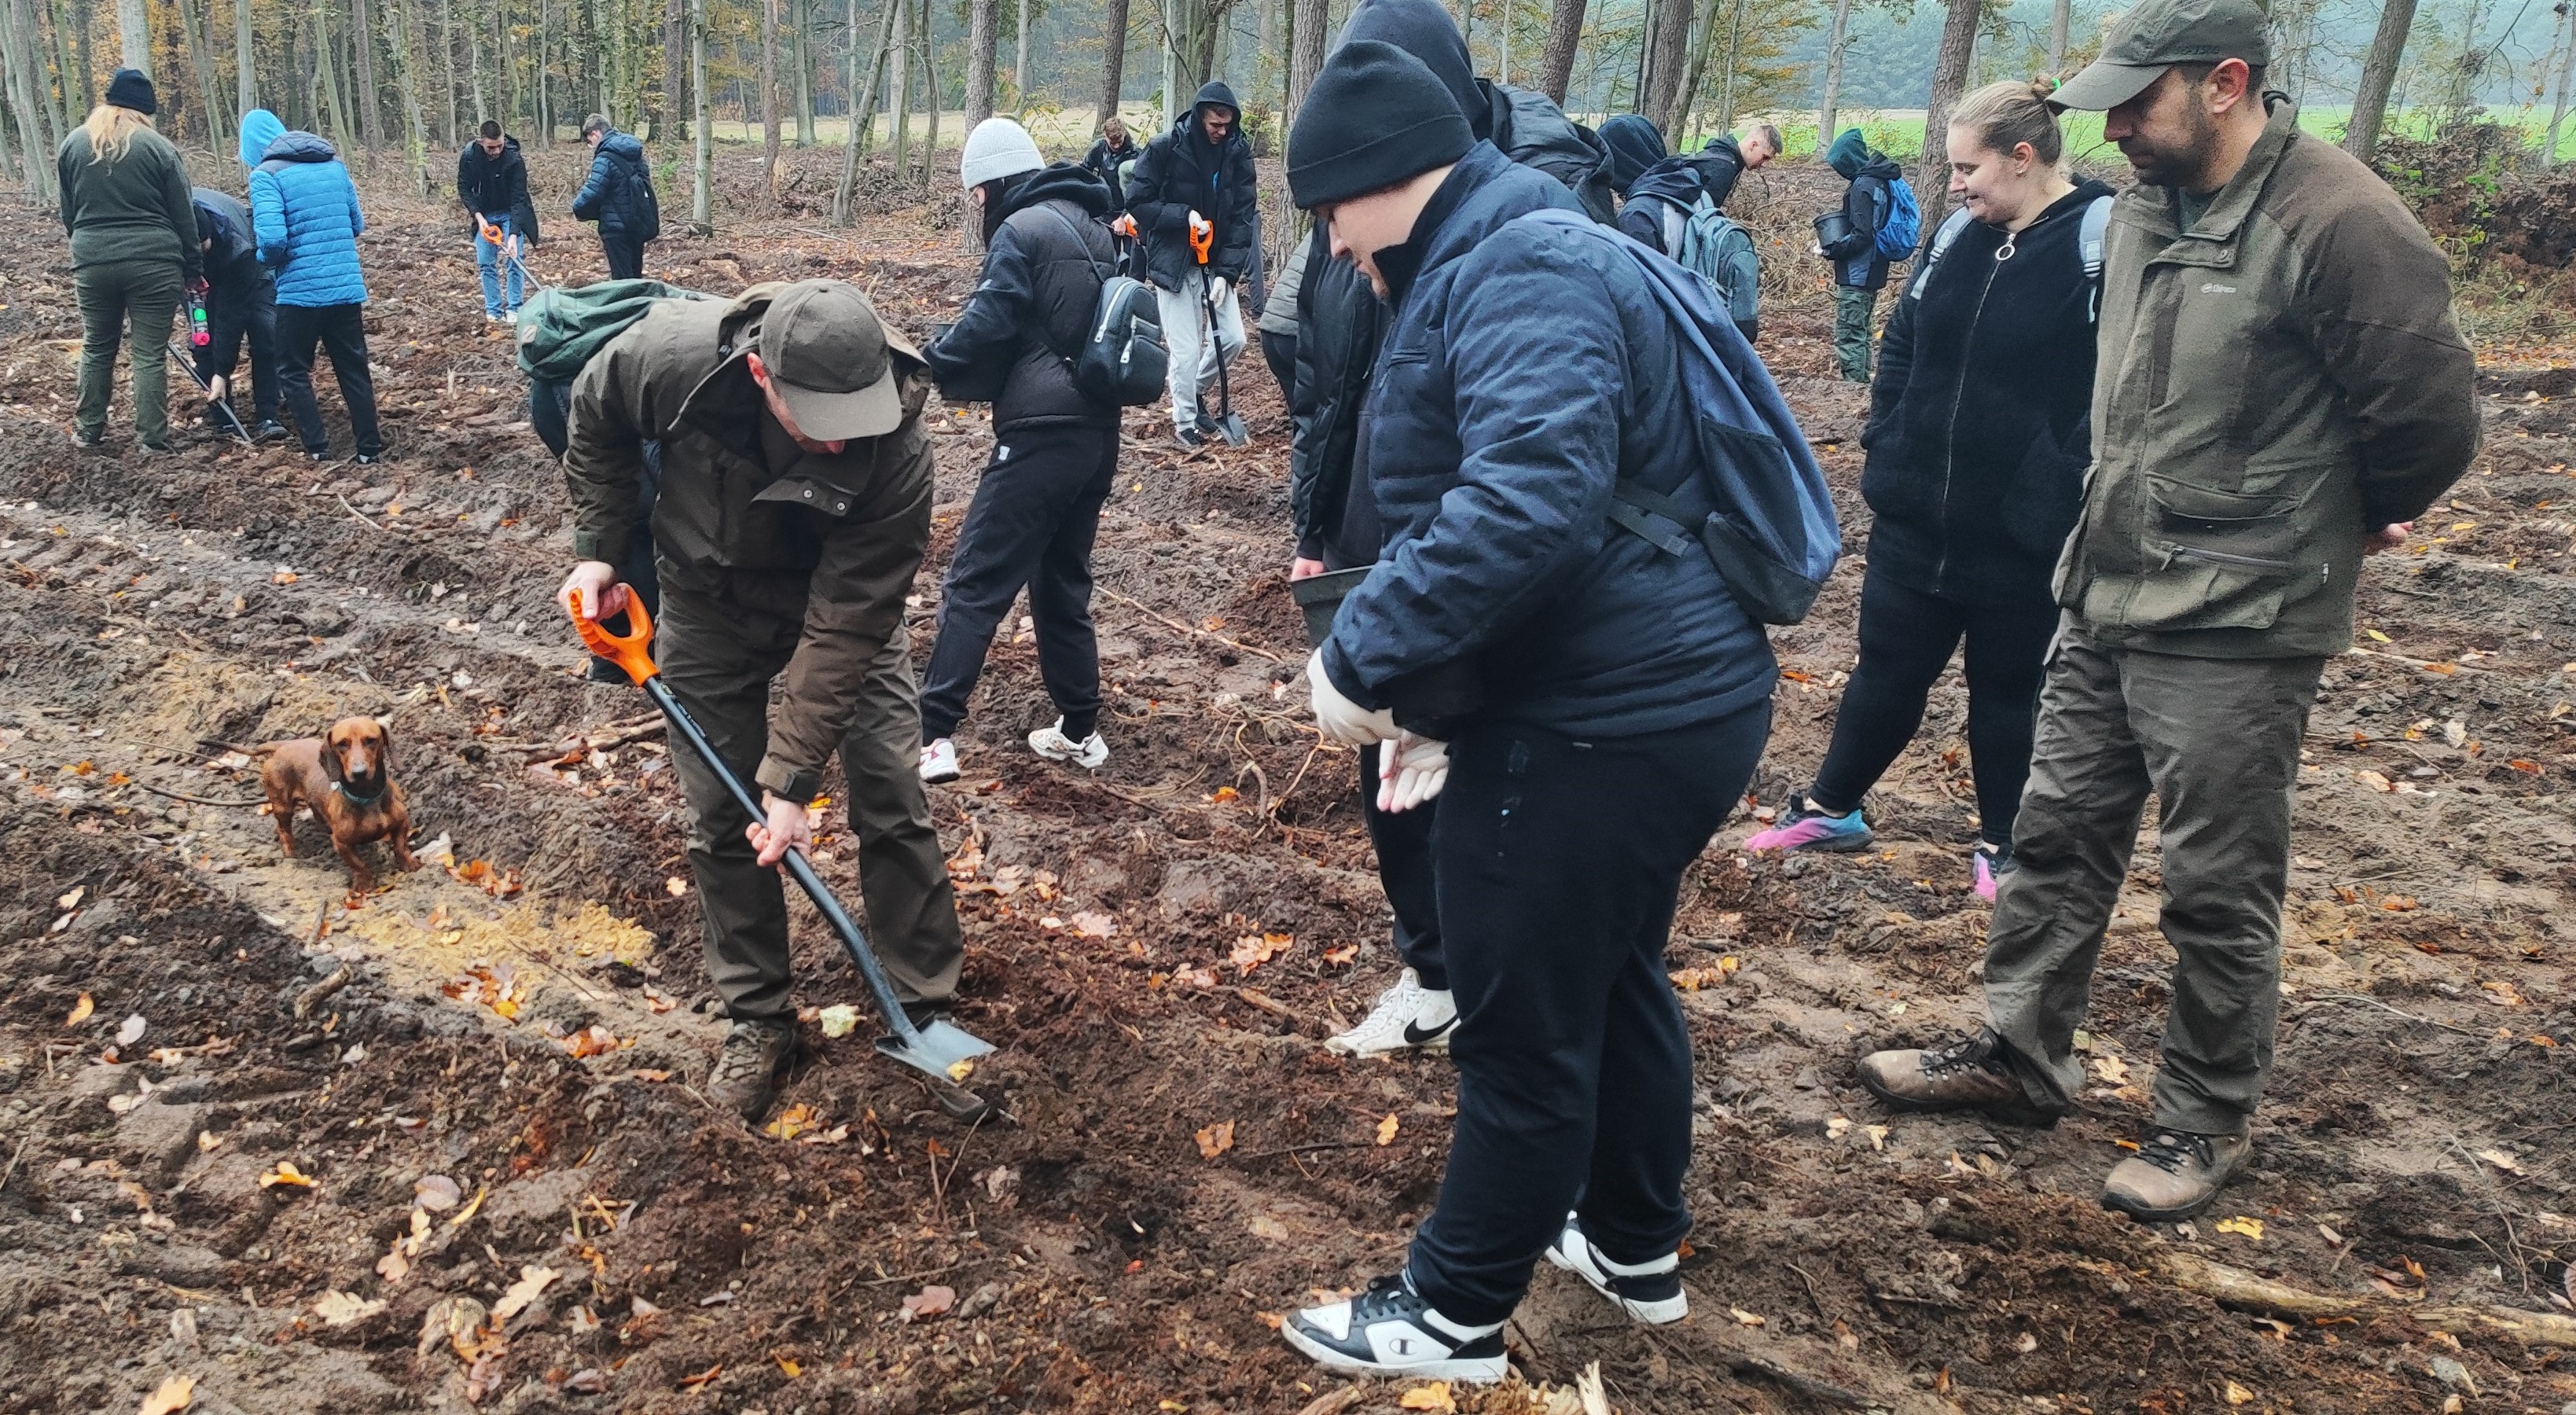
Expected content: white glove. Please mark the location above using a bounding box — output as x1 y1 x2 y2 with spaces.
1308 648 1395 746
1207 276 1230 307
1376 732 1448 813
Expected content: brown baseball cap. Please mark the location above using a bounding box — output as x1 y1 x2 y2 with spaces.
755 280 905 442
2049 0 2272 112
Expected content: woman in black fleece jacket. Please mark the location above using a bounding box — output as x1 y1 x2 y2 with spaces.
1748 81 2115 901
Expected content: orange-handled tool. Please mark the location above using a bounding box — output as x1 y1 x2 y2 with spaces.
569 591 996 1088
1188 211 1213 266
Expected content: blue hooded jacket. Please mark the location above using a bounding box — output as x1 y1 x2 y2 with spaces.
1321 142 1777 737
251 130 368 308
237 108 285 171
571 131 656 238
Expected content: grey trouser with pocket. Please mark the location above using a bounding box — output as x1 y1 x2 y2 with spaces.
656 587 963 1023
1983 620 2324 1135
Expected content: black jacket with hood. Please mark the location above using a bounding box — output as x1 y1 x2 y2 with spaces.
1288 0 1612 567
1822 134 1904 290
458 137 528 218
1123 82 1257 291
925 163 1119 433
1859 179 2118 606
189 186 266 289
1081 133 1141 208
1696 134 1748 210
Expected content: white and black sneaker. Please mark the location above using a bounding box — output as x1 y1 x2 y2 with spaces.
1027 719 1109 770
1544 1214 1689 1324
1280 1273 1508 1383
1324 968 1456 1057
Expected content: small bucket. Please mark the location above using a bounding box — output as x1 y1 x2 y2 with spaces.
1289 568 1371 649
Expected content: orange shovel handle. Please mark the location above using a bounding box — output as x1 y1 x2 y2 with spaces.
571 590 660 685
1189 214 1213 265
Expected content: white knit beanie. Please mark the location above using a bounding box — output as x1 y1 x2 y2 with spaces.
960 118 1045 190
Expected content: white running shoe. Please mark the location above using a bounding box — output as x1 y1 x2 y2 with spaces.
1027 719 1109 770
1279 1273 1508 1383
1544 1212 1689 1324
1325 968 1457 1057
919 737 961 784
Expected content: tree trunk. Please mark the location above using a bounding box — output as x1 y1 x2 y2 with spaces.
1537 0 1584 105
690 0 710 223
793 0 814 143
21 0 56 140
964 0 994 126
836 0 895 218
66 0 94 113
888 0 908 163
468 0 490 120
116 0 146 72
175 0 232 144
1816 0 1853 145
389 0 430 191
2548 0 2574 167
1709 0 1745 133
316 0 353 147
760 0 780 193
1015 0 1028 105
917 2 938 182
439 0 460 143
2047 0 2069 73
2343 0 2418 162
535 0 550 145
1497 0 1510 83
1916 0 1983 237
1098 0 1129 124
236 0 257 119
1639 0 1690 133
0 0 48 199
351 0 384 163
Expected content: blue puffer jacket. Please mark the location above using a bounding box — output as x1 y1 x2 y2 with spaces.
572 131 655 237
1321 142 1777 737
251 132 367 308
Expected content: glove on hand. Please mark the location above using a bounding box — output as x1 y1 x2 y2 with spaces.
1307 648 1395 746
1376 732 1448 813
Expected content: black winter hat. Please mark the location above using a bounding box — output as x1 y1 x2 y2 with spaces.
105 68 156 116
1288 40 1472 210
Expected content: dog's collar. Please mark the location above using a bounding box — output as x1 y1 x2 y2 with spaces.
331 780 388 807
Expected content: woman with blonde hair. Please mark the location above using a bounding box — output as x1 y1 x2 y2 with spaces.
57 69 201 452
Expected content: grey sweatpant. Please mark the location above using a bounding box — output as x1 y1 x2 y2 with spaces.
1983 621 2324 1135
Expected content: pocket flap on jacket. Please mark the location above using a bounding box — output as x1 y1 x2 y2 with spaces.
752 476 859 517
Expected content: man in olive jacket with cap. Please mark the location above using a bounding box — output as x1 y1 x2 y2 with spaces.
1858 0 2479 1222
557 279 965 1122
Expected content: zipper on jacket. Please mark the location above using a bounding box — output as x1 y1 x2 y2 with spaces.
1932 237 2008 589
2168 542 2295 575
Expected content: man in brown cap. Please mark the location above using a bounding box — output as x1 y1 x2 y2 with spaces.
1856 0 2479 1220
557 279 965 1121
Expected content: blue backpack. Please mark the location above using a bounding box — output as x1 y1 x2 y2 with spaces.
1875 175 1922 260
1522 210 1842 624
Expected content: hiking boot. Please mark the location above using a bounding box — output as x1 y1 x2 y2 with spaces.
355 451 384 466
1544 1213 1687 1324
919 737 961 784
1972 840 2015 902
1743 790 1874 854
1325 968 1456 1057
1027 719 1108 770
705 1018 798 1122
249 420 288 442
1174 424 1208 450
1280 1272 1508 1383
2102 1126 2251 1222
1856 1028 2063 1126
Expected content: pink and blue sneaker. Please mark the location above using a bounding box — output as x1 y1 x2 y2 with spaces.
1972 840 2015 902
1743 790 1875 854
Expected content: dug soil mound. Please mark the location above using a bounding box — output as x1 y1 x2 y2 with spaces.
0 145 2569 1415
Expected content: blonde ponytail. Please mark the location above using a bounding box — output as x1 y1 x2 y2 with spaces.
1949 79 2065 167
80 105 153 165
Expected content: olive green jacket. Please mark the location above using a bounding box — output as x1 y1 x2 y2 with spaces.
56 125 204 281
2056 97 2479 658
564 283 935 799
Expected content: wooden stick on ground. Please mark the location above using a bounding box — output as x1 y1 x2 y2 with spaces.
2154 1251 2576 1348
1097 586 1286 663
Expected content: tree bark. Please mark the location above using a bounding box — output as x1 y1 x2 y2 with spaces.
761 0 781 192
888 0 909 164
1497 0 1509 83
389 0 430 192
0 0 49 198
917 0 938 182
836 0 894 218
351 0 384 163
1537 0 1584 106
1639 0 1691 134
175 0 232 144
2547 0 2574 167
66 0 94 112
793 0 814 143
439 0 460 143
535 0 550 145
690 0 711 223
1710 0 1745 133
1097 0 1128 123
1014 0 1028 105
1817 0 1854 145
2343 0 2419 162
316 0 353 147
2047 0 2069 74
1917 0 1983 237
965 0 994 126
236 0 257 119
116 0 147 72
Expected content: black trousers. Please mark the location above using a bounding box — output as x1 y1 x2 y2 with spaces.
1259 329 1295 404
601 232 645 281
1407 702 1769 1325
1360 741 1444 990
197 270 280 425
1810 562 2058 845
917 422 1118 744
276 302 382 458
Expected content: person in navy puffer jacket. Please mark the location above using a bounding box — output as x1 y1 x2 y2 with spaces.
248 111 381 462
572 115 658 280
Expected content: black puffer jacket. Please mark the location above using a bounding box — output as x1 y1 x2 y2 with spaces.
925 164 1118 433
457 137 527 218
1081 134 1141 208
1123 82 1256 292
1695 134 1747 210
1860 179 2118 606
189 187 264 285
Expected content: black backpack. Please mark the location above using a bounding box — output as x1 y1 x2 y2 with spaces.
1040 206 1167 406
621 147 662 242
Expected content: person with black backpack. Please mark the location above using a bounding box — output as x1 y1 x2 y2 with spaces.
1747 81 2115 903
917 120 1125 785
1815 127 1912 381
573 114 660 281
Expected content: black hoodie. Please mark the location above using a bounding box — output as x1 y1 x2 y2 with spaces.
926 163 1120 432
457 136 527 219
1123 81 1257 291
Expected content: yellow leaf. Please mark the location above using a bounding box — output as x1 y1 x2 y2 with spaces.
64 992 94 1026
257 1161 317 1189
448 1182 487 1228
1398 1382 1457 1412
311 1290 385 1326
57 885 85 909
2225 1380 2256 1406
2090 1053 2130 1085
493 1265 559 1321
2474 1148 2523 1175
1375 1113 1400 1146
2214 1215 2265 1241
1730 1307 1767 1326
136 1375 195 1415
1195 1120 1236 1160
2365 628 2391 642
774 1354 802 1378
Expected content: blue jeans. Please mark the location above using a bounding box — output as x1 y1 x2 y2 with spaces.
475 220 523 317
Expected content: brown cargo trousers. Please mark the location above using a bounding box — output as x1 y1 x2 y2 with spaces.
656 587 963 1024
1983 621 2324 1137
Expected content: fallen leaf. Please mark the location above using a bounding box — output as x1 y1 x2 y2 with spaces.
312 1290 387 1326
376 1247 411 1283
2355 769 2395 792
1576 1362 1613 1415
628 1068 672 1082
2319 1223 2345 1245
64 992 94 1026
1865 1124 1890 1151
2215 1215 2265 1241
1729 1307 1766 1326
2365 628 2390 642
448 1183 487 1227
414 1174 462 1211
1070 911 1118 939
1211 785 1241 803
900 1284 957 1322
677 1364 723 1389
774 1353 802 1377
2224 1380 2255 1406
1397 1382 1457 1413
1825 1115 1853 1140
1229 932 1291 975
2475 1148 2523 1175
257 1161 318 1189
1323 945 1358 966
1195 1120 1236 1160
272 570 298 584
664 876 689 896
136 1375 195 1415
494 1266 559 1321
765 1104 819 1142
818 1004 860 1038
1375 1113 1399 1146
558 1025 621 1059
58 885 85 910
2090 1053 2130 1085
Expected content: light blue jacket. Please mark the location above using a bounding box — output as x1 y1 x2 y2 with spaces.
250 130 368 308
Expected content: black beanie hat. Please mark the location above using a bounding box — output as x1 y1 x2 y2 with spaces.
105 68 156 116
1287 40 1473 210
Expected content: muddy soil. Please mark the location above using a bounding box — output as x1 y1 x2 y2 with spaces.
0 145 2569 1415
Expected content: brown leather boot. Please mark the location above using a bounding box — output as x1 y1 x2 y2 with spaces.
1855 1029 2065 1127
2101 1127 2251 1222
706 1018 798 1122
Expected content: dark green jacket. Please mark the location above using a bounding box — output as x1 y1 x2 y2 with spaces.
564 283 935 799
57 124 203 281
2058 97 2479 658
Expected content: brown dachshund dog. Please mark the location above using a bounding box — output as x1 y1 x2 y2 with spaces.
256 717 418 892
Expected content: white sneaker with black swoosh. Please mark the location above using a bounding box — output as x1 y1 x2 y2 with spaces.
1280 1272 1508 1382
1544 1213 1689 1324
1324 968 1456 1057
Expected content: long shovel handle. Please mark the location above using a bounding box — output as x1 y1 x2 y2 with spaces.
166 341 253 444
568 593 928 1051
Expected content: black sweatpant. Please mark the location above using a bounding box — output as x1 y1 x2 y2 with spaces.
1360 740 1443 990
1810 563 2057 847
276 302 382 458
1407 702 1769 1325
1259 329 1296 404
197 270 280 426
601 232 645 281
917 422 1118 744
